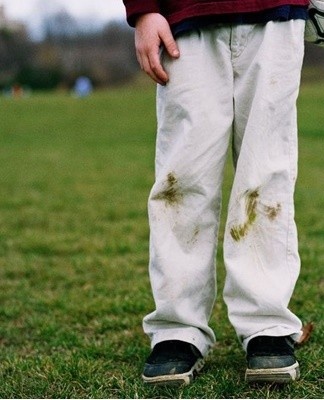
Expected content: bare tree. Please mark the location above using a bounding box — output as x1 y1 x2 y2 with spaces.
42 9 80 42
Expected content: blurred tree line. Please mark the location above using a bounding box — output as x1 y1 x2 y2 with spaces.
0 9 139 90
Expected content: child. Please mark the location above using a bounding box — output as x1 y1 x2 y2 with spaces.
123 0 309 385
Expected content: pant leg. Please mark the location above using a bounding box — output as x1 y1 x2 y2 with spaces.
143 28 234 356
223 20 305 350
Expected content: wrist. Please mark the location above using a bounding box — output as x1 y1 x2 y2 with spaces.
135 12 163 27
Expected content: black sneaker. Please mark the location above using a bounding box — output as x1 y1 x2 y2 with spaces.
245 335 300 383
142 340 205 385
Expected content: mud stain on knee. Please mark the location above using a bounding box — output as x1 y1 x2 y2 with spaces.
230 188 282 242
230 188 259 242
155 172 183 206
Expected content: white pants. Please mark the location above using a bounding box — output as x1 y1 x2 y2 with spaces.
143 20 305 356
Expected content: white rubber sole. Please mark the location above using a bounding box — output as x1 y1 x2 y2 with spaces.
142 356 206 386
245 361 300 383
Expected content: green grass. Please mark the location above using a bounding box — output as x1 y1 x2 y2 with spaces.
0 77 323 398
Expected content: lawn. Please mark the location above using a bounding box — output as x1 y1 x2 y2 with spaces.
0 77 323 398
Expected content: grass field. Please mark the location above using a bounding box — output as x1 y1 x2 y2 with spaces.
0 76 323 398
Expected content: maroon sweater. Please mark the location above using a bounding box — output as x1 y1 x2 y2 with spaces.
123 0 309 27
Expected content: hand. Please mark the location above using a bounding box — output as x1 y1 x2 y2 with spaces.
135 13 180 85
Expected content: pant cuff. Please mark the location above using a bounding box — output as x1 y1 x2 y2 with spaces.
150 326 215 357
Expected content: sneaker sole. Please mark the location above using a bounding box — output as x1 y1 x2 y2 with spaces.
142 356 205 386
245 361 300 383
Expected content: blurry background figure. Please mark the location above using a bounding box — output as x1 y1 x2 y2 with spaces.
11 83 24 97
73 76 93 97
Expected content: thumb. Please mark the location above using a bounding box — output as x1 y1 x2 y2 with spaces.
160 28 180 58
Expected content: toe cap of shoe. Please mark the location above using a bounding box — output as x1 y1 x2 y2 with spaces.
247 355 297 369
143 361 192 377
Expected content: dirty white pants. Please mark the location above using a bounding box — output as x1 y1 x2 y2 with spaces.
143 20 305 356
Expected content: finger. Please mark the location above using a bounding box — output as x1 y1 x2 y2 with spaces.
160 29 180 59
138 42 169 85
136 43 165 84
148 51 169 84
136 49 144 70
141 53 166 85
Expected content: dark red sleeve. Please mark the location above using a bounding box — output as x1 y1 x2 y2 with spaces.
122 0 161 27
